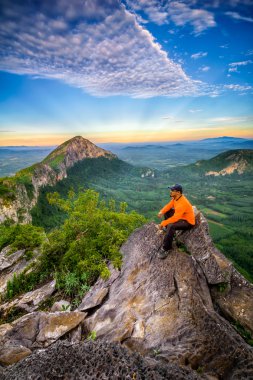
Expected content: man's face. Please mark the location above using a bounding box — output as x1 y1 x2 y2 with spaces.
170 189 177 197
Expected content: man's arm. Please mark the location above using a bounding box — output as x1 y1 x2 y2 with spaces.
160 203 185 227
158 199 173 218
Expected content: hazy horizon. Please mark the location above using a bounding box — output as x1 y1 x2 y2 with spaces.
0 135 253 148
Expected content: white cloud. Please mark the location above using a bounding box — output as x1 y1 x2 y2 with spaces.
125 0 216 34
166 2 216 34
207 116 253 123
191 52 208 59
161 115 174 119
0 1 252 100
228 67 238 72
224 84 253 91
225 11 253 23
189 109 202 113
229 60 253 67
200 66 210 72
0 0 205 99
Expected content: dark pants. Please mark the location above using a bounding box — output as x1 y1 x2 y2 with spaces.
163 209 193 251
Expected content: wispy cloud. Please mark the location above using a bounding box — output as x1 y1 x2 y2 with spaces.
189 109 202 113
225 11 253 23
191 52 208 59
161 115 174 120
207 116 253 123
200 66 210 72
166 2 216 35
224 84 253 91
0 0 205 99
228 60 252 74
229 60 253 67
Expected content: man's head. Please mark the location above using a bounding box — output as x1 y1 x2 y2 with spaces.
169 184 183 199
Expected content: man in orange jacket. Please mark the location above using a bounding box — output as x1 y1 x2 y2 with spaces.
157 184 195 259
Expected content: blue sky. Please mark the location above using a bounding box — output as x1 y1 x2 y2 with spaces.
0 0 252 145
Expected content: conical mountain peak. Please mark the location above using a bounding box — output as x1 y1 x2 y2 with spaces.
43 136 116 165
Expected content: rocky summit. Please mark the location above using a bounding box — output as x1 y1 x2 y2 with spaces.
1 211 253 379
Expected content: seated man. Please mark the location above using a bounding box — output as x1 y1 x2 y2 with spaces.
157 184 195 259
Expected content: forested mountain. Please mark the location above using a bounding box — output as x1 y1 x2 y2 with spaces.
0 136 116 223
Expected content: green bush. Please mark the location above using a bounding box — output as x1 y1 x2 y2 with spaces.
4 189 146 304
0 223 45 252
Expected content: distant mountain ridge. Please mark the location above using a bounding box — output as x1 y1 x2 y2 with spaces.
200 136 248 142
0 136 116 224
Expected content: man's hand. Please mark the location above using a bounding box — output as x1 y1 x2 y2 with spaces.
157 212 163 218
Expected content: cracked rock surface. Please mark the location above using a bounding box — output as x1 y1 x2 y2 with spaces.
1 340 201 380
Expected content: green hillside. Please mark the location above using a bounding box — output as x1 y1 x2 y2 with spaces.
31 157 161 230
191 149 253 174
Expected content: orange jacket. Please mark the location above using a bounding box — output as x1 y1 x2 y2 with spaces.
160 195 195 227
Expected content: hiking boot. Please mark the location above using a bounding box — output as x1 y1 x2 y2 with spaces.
157 248 170 259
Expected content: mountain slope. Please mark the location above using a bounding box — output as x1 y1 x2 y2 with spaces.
195 149 253 176
0 136 116 224
31 156 157 230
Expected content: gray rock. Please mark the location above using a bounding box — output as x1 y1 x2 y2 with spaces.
0 248 25 272
1 340 202 379
0 345 32 366
35 311 86 347
78 287 108 312
0 280 56 315
0 311 87 358
177 211 232 284
78 264 120 312
51 300 70 312
177 211 253 335
0 247 41 294
83 222 253 379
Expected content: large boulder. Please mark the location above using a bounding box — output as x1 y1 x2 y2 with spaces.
178 211 253 335
83 221 253 379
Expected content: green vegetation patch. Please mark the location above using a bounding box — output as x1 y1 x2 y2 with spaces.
232 321 253 347
44 153 65 170
0 179 16 203
0 222 45 253
4 189 146 304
